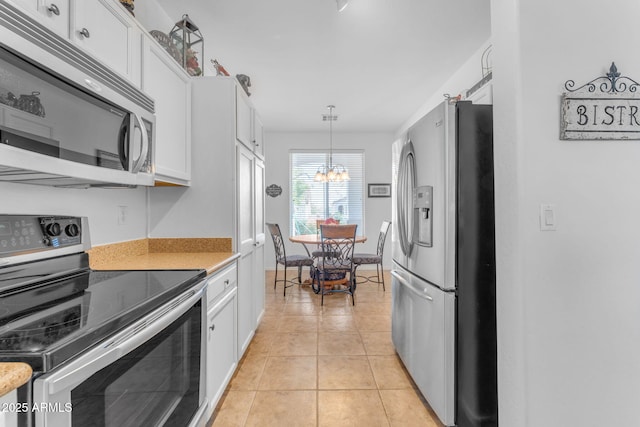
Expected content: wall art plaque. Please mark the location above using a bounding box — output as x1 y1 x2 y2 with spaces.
561 62 640 140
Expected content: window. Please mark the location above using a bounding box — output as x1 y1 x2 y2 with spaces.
290 150 364 236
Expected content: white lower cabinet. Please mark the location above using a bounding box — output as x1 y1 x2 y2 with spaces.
236 249 254 358
205 262 238 420
0 389 18 427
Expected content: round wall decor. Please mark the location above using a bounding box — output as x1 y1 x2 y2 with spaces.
266 184 282 197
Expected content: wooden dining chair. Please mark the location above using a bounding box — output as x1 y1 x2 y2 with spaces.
266 223 314 296
312 224 357 305
312 218 340 258
352 221 391 291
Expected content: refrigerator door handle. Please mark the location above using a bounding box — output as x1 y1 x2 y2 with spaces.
396 147 407 255
391 270 434 301
396 140 416 257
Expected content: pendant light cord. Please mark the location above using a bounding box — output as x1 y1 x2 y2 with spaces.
328 104 334 167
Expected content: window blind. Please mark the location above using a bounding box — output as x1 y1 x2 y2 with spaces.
290 150 364 236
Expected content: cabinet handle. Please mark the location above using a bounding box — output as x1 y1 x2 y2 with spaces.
209 324 215 331
79 28 91 38
47 3 60 15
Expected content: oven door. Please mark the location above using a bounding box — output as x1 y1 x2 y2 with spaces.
33 282 206 427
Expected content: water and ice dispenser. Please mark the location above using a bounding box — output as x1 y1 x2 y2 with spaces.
413 185 433 247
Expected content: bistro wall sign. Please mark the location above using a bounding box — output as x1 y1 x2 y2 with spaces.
561 62 640 140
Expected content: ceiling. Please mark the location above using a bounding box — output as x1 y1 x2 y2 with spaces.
156 0 492 133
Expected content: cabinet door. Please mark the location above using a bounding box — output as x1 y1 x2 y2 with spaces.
0 389 18 427
12 0 70 37
237 144 255 356
252 111 265 159
207 291 237 412
142 36 191 185
235 87 252 149
72 0 140 84
11 0 38 12
253 158 265 324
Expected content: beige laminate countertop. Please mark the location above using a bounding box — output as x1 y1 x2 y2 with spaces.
0 363 32 397
88 238 238 275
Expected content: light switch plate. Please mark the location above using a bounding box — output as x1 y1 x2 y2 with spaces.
540 204 556 231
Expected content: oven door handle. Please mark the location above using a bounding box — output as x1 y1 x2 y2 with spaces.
44 282 206 394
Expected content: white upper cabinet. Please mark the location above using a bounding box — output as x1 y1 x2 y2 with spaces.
252 110 264 159
236 86 266 159
8 0 141 86
12 0 70 37
235 87 252 150
72 0 141 85
142 36 191 185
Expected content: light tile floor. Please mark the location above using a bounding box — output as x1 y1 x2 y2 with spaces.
207 270 444 427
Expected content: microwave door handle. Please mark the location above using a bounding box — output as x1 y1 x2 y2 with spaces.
118 113 131 171
131 113 149 173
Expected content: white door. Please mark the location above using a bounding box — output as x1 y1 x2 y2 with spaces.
252 111 265 159
206 290 237 411
253 158 265 324
73 0 139 84
236 144 255 356
235 87 252 149
13 0 70 37
142 37 191 184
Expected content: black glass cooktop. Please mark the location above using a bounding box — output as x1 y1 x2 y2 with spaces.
0 253 205 371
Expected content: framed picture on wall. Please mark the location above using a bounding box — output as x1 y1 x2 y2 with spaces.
368 183 391 198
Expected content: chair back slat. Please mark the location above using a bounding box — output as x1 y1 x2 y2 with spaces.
266 223 287 262
377 221 392 256
315 218 339 235
319 224 357 271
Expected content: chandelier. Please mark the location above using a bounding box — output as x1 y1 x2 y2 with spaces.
314 105 350 182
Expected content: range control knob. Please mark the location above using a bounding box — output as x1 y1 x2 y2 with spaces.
65 224 80 237
45 223 61 236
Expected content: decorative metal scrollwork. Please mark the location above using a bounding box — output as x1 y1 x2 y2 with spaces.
565 62 640 93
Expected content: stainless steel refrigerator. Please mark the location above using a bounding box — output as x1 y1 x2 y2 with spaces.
391 100 497 427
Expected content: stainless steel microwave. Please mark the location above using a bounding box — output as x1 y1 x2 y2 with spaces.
0 2 155 187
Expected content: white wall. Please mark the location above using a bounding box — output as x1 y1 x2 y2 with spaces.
491 0 640 425
131 0 174 36
264 131 393 270
0 182 147 245
397 39 493 137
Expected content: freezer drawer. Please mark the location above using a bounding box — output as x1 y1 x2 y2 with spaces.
391 267 455 426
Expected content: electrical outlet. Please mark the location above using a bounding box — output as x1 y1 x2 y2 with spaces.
117 206 128 225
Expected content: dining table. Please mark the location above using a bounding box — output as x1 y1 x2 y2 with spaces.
289 233 367 290
289 233 367 257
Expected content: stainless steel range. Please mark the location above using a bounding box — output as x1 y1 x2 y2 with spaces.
0 215 207 427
